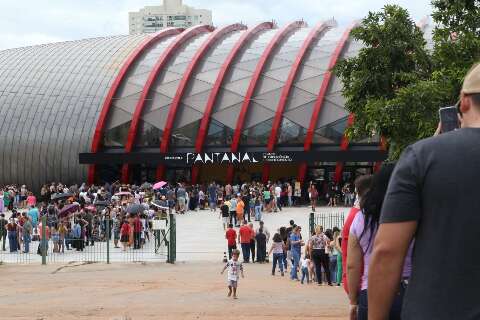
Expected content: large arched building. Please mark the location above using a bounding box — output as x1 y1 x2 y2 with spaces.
0 21 387 189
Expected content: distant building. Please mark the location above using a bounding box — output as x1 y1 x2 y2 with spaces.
129 0 212 34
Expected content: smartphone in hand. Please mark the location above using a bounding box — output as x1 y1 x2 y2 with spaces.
439 106 459 133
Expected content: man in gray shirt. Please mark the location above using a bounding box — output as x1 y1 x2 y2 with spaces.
368 64 480 319
176 184 187 214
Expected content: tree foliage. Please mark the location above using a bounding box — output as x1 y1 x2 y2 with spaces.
334 2 480 159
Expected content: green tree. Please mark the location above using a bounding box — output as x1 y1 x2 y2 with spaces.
431 0 480 97
335 2 480 159
334 5 432 158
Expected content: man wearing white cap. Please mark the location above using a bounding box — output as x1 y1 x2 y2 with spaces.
368 64 480 319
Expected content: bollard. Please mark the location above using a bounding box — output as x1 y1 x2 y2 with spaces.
309 212 315 236
41 215 47 265
106 218 110 264
167 213 176 264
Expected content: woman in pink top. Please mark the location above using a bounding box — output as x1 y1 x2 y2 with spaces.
347 164 413 320
26 192 36 207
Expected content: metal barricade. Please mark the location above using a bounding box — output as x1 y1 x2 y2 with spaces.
0 214 175 265
309 211 346 235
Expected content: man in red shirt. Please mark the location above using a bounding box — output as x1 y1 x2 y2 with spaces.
238 220 251 262
133 214 142 250
341 175 372 294
225 224 237 259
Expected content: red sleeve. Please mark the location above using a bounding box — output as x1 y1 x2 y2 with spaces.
342 207 360 294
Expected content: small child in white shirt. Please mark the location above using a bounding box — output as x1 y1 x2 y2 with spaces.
300 254 311 284
221 249 244 299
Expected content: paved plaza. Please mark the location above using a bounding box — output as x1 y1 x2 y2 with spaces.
176 206 349 261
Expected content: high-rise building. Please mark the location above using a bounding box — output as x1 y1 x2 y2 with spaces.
129 0 212 34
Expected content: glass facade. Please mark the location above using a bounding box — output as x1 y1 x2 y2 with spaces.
241 119 274 146
136 120 162 147
170 120 201 147
103 121 131 147
205 119 234 146
0 24 392 188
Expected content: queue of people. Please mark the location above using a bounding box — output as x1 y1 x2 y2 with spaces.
0 182 172 255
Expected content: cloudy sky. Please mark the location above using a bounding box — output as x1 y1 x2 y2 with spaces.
0 0 432 50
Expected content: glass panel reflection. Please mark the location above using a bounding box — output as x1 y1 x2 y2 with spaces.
241 118 274 146
205 119 234 146
136 120 162 147
315 116 348 144
170 120 201 147
103 121 131 147
277 118 307 145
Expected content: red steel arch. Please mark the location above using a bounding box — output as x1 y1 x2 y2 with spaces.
226 20 306 183
333 113 355 182
155 23 247 181
297 25 354 184
189 22 274 183
87 28 183 184
262 21 332 182
120 24 214 183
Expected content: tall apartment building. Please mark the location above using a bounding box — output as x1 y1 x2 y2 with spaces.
129 0 212 34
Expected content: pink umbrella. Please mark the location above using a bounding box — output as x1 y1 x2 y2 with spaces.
59 204 80 217
153 181 167 190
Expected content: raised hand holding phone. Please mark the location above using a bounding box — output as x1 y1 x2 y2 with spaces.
439 106 460 133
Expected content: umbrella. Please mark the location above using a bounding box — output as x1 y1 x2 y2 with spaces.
114 191 132 197
151 200 169 211
59 204 80 217
153 181 167 190
51 192 73 201
126 203 144 215
141 182 152 189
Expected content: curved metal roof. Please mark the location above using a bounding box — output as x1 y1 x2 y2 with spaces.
0 22 373 187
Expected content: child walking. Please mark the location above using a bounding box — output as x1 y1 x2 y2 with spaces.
221 249 244 299
300 254 311 284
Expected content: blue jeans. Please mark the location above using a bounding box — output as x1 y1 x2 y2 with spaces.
255 206 262 221
282 252 288 270
23 233 31 253
329 255 338 283
301 267 309 284
272 252 284 274
358 284 406 320
290 250 300 279
8 231 17 252
241 243 250 262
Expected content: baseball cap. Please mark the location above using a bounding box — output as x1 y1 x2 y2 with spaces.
462 63 480 94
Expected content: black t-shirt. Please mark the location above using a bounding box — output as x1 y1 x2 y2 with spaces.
220 204 229 217
381 128 480 319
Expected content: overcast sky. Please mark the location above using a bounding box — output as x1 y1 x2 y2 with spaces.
0 0 432 50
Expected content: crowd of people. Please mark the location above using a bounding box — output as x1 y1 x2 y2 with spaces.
0 182 169 255
225 217 344 286
0 180 308 255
